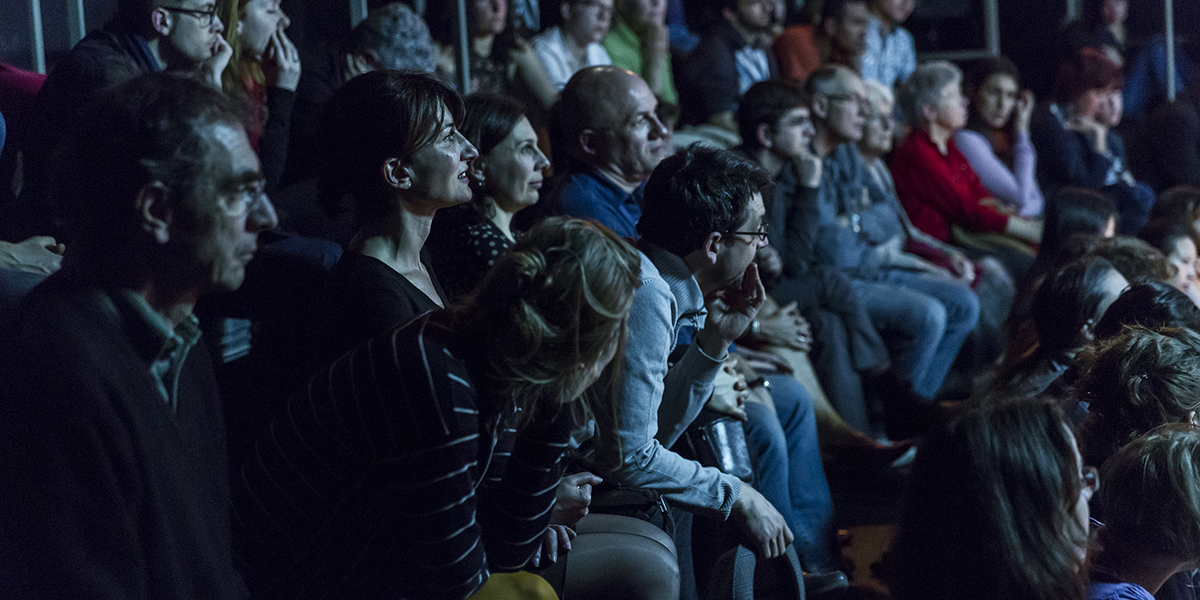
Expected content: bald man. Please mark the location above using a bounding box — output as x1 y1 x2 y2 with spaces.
540 66 671 238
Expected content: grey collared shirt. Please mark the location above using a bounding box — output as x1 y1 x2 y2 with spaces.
105 289 202 413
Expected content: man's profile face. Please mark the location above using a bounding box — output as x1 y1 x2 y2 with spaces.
175 123 278 293
714 192 767 289
832 1 870 55
819 72 868 144
162 0 226 64
600 76 670 184
769 105 815 160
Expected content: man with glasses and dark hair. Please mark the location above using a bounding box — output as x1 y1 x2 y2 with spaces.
582 145 843 594
803 65 978 425
0 72 277 599
23 0 231 237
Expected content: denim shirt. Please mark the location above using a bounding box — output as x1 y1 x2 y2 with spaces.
591 241 742 517
815 144 893 280
549 167 645 240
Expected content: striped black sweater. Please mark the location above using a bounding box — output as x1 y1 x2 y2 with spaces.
231 311 571 599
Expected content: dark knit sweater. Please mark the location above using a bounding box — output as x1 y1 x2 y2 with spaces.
0 273 245 600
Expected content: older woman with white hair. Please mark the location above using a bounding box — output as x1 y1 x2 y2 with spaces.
889 60 1043 279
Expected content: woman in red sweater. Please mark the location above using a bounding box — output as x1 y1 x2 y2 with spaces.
891 60 1042 279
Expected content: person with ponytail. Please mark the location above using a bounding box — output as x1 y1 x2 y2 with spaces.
309 71 479 370
232 217 641 600
216 0 300 192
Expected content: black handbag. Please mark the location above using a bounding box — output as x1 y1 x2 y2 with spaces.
681 409 755 483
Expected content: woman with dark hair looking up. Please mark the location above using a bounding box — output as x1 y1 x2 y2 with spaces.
427 93 551 301
310 71 479 369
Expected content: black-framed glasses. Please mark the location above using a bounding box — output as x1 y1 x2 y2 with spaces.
1080 465 1100 497
162 5 219 26
725 222 769 243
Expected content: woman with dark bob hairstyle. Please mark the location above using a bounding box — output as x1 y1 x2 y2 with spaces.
233 217 642 600
993 255 1127 401
311 71 479 368
888 397 1094 600
1093 281 1200 340
428 93 550 301
1032 187 1117 277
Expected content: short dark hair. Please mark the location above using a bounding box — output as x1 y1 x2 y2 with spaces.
638 145 772 257
1032 255 1118 355
736 80 809 152
1056 235 1173 284
820 0 868 24
1096 424 1200 565
317 71 464 224
1078 327 1200 468
1139 219 1199 264
1040 187 1117 262
1052 47 1123 104
1094 281 1200 340
53 72 243 250
1149 185 1200 225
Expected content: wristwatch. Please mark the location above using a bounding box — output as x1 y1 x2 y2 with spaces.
750 320 761 336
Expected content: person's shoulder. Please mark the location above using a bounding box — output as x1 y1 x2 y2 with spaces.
1086 581 1155 600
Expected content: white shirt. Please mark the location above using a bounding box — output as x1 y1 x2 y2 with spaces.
532 26 612 91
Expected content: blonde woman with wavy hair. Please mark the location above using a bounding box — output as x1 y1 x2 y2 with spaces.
232 217 641 600
216 0 299 190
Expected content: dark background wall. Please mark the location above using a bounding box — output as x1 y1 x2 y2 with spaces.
2 0 1195 96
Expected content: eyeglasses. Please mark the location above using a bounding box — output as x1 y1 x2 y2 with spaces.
825 93 870 112
219 179 270 217
1080 465 1100 496
725 221 769 243
161 5 219 27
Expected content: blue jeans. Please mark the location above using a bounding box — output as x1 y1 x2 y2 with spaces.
854 270 979 399
742 375 835 572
